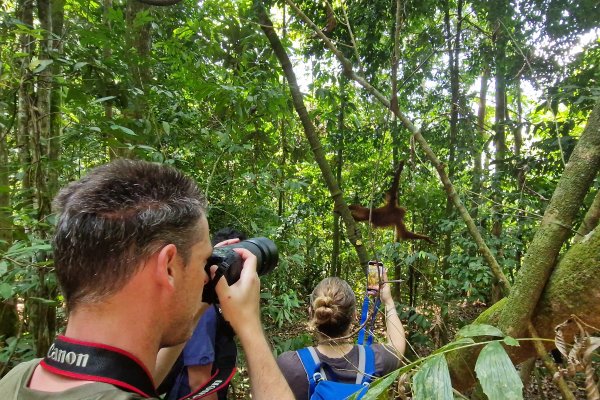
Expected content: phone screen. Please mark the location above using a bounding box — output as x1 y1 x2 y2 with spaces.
367 261 385 292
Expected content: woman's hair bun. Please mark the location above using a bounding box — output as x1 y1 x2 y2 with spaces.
309 277 356 339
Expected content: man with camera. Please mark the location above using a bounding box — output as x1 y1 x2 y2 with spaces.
0 159 293 400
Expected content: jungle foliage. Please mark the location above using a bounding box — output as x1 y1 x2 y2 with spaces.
0 0 599 397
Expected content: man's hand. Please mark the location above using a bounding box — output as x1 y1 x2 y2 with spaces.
211 248 261 335
209 247 292 399
213 238 240 248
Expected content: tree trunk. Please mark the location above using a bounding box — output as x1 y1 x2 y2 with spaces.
255 2 370 270
441 0 462 272
573 189 600 243
448 215 600 391
331 76 346 277
17 0 34 210
490 2 510 303
281 0 511 294
120 0 152 158
497 102 600 337
471 69 489 219
48 0 64 198
27 0 62 357
0 124 17 343
441 0 463 344
513 79 525 277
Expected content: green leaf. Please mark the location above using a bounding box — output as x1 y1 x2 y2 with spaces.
162 121 171 135
0 283 13 300
31 59 53 73
90 96 116 104
457 324 504 338
29 297 59 306
475 342 523 400
432 337 476 355
110 124 136 136
73 61 88 70
503 336 520 347
413 354 453 400
360 369 400 400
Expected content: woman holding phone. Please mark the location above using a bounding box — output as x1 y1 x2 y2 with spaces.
276 272 406 399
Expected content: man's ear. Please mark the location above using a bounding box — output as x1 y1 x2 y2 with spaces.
156 244 178 286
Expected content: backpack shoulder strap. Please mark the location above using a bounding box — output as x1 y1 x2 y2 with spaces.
297 347 326 399
354 345 376 385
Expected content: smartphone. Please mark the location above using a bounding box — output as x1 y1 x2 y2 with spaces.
367 261 385 294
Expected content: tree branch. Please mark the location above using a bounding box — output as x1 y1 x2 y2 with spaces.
254 1 370 269
283 0 510 293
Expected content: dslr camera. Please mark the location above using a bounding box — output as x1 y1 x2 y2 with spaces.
202 237 278 303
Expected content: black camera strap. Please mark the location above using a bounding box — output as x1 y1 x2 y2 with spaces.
41 335 236 400
41 335 158 398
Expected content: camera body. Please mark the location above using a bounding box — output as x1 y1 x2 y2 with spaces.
202 237 278 303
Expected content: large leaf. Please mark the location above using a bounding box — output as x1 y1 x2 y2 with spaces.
432 337 476 355
457 324 504 338
412 354 453 400
359 369 400 400
0 283 13 300
475 342 523 400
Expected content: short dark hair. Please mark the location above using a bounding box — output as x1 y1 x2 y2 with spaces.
211 227 247 246
52 159 207 309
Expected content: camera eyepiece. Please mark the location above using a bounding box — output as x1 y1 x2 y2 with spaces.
202 237 278 303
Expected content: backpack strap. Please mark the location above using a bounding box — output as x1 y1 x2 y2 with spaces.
357 296 370 345
355 345 376 385
297 347 326 399
357 296 381 346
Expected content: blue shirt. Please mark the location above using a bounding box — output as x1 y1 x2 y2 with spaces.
167 306 217 399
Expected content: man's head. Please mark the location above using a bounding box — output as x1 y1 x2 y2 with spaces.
52 159 208 311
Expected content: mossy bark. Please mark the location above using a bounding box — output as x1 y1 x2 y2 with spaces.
448 225 600 391
497 102 600 337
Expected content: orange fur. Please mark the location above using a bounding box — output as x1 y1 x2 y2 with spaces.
349 162 435 244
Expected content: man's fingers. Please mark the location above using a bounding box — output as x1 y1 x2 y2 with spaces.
232 248 258 276
214 238 240 247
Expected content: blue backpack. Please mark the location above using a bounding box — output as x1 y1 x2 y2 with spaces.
296 345 375 400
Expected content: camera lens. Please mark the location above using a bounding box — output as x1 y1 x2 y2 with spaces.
202 237 278 303
232 237 278 277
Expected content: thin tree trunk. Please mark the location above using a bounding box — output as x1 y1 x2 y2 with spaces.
102 0 118 159
471 69 489 219
513 79 525 276
573 189 600 243
35 0 52 221
440 0 463 344
391 0 403 299
442 0 462 265
490 3 509 303
48 0 64 198
120 0 152 158
17 0 34 210
27 0 60 357
255 2 370 269
281 0 510 293
331 76 346 277
0 122 18 343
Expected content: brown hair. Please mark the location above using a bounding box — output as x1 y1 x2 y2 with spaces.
309 277 356 339
52 159 207 310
